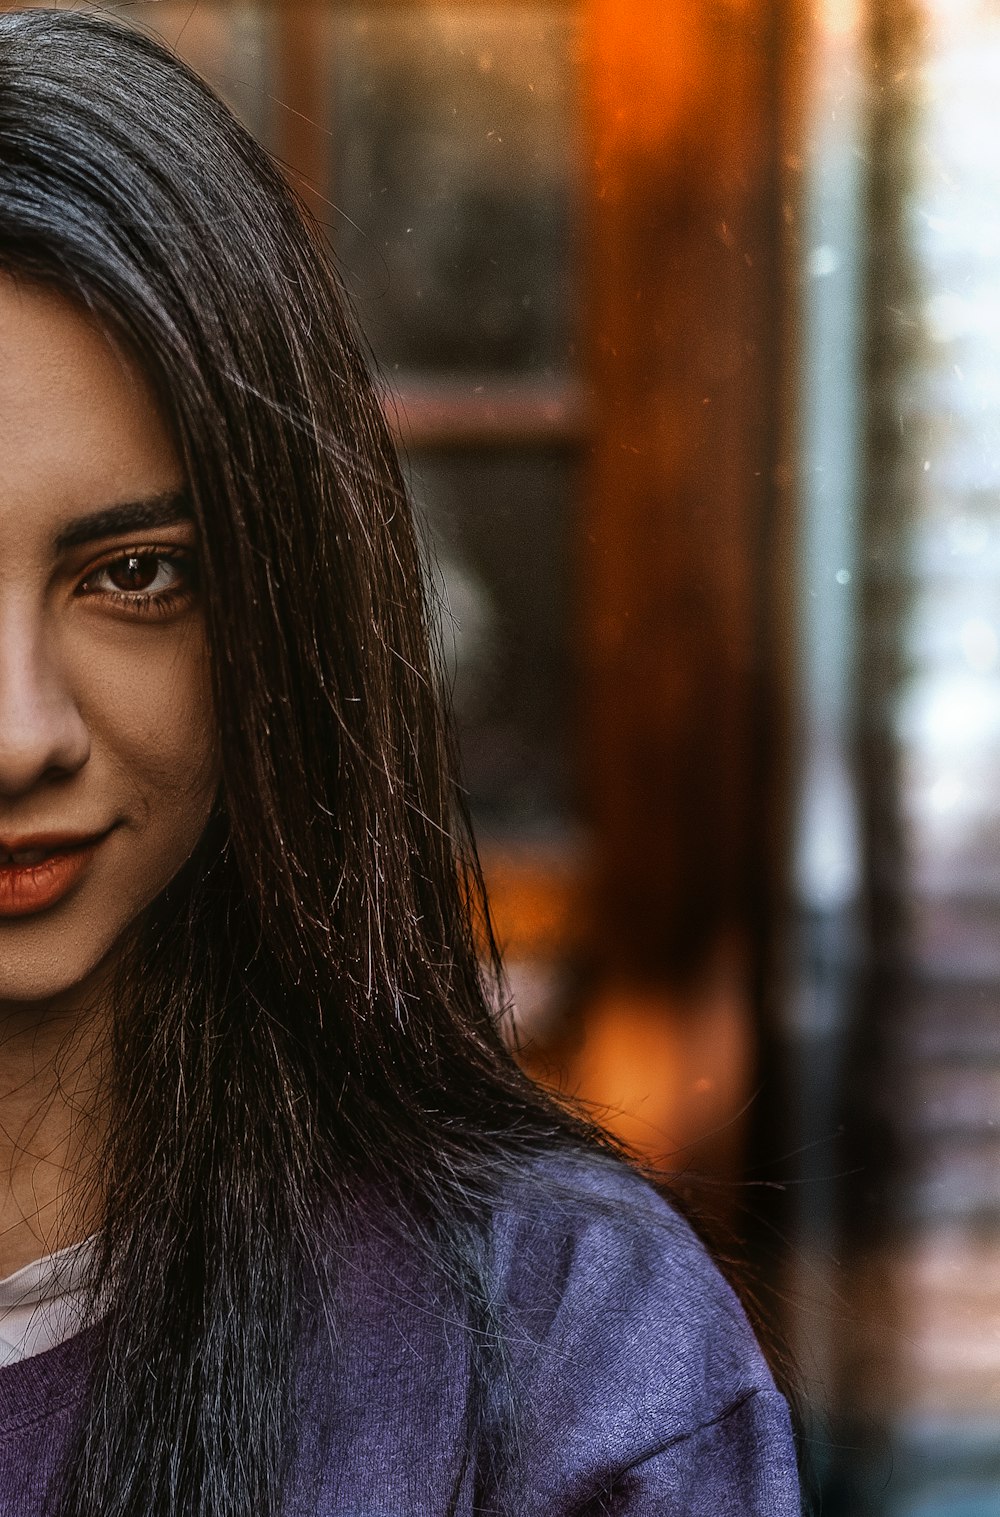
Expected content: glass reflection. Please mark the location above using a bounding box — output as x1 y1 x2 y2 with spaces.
331 7 579 375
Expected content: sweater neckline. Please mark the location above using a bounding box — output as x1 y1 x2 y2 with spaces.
0 1320 96 1435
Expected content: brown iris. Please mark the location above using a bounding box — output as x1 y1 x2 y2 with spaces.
108 553 161 592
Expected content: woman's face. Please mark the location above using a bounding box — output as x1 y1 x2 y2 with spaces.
0 276 220 1007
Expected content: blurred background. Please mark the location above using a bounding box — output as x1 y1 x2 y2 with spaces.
11 0 1000 1510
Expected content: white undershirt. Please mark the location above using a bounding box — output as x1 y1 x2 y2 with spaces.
0 1236 95 1367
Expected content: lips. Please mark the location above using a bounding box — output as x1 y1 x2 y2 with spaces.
0 830 108 864
0 828 114 918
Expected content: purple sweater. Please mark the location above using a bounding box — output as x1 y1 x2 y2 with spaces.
0 1161 801 1514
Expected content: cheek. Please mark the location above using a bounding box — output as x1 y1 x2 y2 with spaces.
80 622 220 866
0 623 222 1003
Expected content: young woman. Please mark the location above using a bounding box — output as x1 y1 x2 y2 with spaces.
0 10 802 1516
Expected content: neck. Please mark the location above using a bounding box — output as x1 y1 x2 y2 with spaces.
0 976 109 1277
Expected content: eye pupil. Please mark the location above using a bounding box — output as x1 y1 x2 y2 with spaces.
111 554 158 592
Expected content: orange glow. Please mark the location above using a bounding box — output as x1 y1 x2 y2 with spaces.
522 936 755 1178
582 0 708 168
480 848 586 961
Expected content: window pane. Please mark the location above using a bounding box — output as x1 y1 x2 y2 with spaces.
407 448 577 835
331 7 579 376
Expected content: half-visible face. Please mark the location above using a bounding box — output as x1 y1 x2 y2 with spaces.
0 275 220 1008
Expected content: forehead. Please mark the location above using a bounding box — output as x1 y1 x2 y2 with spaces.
0 275 181 542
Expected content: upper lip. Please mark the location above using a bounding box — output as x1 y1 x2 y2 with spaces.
0 828 112 857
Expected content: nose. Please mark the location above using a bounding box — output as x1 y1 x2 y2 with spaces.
0 605 90 797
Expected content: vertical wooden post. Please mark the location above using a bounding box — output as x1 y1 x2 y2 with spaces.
578 0 787 990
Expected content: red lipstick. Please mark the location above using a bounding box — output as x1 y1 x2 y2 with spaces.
0 830 111 918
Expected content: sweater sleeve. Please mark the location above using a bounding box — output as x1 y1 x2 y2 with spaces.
493 1159 803 1517
575 1388 802 1516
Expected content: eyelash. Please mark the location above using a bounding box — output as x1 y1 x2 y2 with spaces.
77 546 198 618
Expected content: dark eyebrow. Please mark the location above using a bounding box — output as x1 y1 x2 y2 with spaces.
55 489 194 553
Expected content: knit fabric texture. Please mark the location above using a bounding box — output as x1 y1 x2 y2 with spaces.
0 1159 802 1515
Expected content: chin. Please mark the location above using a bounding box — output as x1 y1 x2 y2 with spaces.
0 921 122 1011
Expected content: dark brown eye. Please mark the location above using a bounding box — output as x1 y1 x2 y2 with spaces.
78 548 195 613
108 553 161 593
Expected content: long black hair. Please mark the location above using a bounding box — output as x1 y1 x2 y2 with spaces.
0 10 625 1515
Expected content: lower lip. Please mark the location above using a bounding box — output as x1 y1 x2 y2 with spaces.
0 841 104 919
